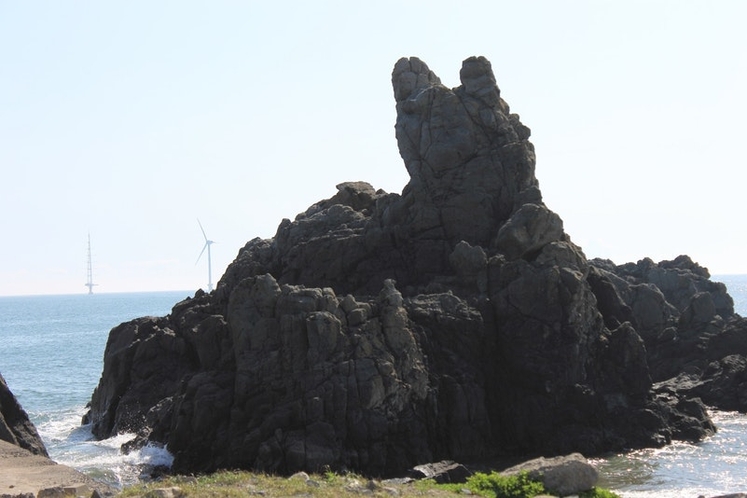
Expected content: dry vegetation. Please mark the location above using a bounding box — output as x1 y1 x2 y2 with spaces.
118 470 466 497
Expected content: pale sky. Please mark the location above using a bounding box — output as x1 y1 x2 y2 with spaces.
1 1 745 297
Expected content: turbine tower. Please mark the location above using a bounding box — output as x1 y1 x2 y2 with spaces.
85 233 97 294
196 219 215 292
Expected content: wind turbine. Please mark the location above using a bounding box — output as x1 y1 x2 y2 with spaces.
196 219 215 292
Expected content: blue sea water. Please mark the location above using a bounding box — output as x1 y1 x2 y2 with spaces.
719 274 747 318
595 410 747 497
0 277 746 494
594 274 747 498
0 291 190 488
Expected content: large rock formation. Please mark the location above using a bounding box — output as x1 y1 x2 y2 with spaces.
84 56 746 477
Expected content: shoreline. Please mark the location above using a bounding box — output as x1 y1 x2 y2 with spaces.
0 439 116 497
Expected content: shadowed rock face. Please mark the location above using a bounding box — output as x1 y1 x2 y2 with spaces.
84 57 745 476
0 373 48 457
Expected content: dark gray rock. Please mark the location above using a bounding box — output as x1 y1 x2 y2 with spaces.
655 354 747 413
0 373 48 457
392 56 538 248
82 56 742 477
493 203 564 260
84 315 200 440
588 256 747 406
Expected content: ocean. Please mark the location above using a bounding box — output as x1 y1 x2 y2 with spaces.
0 291 188 487
0 278 746 495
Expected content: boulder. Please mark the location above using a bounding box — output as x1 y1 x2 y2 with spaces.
493 203 565 260
502 453 598 496
82 56 744 477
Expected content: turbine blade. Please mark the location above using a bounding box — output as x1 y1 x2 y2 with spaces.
195 241 208 265
197 218 208 242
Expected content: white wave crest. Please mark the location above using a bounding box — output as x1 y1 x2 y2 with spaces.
36 406 173 489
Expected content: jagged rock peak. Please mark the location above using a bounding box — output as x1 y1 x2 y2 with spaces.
392 56 502 107
391 57 442 102
215 57 559 297
459 56 501 105
393 56 539 247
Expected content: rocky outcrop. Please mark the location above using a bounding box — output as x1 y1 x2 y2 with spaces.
0 373 48 457
588 256 747 412
84 56 744 477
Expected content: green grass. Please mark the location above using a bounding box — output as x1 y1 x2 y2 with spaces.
580 488 622 498
435 471 546 497
421 471 621 498
116 469 621 497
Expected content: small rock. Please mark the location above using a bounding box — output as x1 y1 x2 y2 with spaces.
289 471 310 481
410 460 471 484
245 483 267 496
381 478 413 486
37 488 67 498
143 487 183 498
